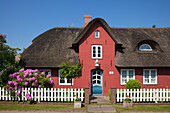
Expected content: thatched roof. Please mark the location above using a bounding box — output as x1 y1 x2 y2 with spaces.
21 18 170 68
21 27 82 68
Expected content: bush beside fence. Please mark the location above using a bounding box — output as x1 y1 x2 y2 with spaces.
0 87 84 102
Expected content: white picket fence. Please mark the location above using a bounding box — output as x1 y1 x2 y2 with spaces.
117 88 170 103
0 87 84 102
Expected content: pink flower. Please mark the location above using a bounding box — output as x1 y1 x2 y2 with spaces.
13 81 18 85
20 79 23 81
19 69 24 72
5 100 8 102
14 86 18 89
16 75 20 79
32 77 35 80
8 87 12 90
9 74 13 77
38 85 41 88
26 78 30 81
17 78 21 81
29 96 32 100
34 73 39 76
19 88 22 90
29 73 32 76
49 80 53 84
26 96 29 99
26 93 29 96
23 74 27 77
34 69 38 72
32 83 35 85
35 80 38 83
25 82 28 85
41 72 45 75
47 74 51 77
8 81 12 84
16 92 20 95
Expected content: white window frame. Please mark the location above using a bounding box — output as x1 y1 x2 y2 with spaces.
143 69 157 85
120 69 135 85
58 72 73 85
139 44 152 51
95 31 100 38
91 45 102 59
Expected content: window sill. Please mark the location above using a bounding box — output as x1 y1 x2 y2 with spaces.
143 83 157 85
59 84 73 86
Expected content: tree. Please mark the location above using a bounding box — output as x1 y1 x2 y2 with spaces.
59 62 82 87
0 33 21 86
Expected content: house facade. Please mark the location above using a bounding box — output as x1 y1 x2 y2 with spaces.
21 15 170 96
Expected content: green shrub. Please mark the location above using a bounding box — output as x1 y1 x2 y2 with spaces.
126 79 141 89
108 89 111 100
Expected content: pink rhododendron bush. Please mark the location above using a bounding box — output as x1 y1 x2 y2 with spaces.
4 69 54 103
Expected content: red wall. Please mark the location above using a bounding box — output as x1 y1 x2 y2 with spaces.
52 22 170 96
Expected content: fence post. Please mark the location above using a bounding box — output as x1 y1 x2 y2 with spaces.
111 88 116 104
85 88 90 104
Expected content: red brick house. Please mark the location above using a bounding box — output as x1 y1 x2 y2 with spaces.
21 15 170 96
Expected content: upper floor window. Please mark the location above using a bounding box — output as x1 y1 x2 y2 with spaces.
143 69 157 85
139 44 152 51
91 45 102 59
121 69 135 85
58 72 73 85
95 31 100 38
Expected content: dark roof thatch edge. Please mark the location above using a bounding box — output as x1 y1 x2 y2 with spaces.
72 18 119 46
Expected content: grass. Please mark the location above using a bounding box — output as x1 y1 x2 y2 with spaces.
113 104 170 113
0 104 73 111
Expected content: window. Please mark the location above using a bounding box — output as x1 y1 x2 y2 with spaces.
139 44 152 51
91 45 102 59
121 69 135 85
143 69 157 84
58 72 73 85
95 31 100 38
39 69 51 78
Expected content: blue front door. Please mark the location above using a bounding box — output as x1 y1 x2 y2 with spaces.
91 70 103 95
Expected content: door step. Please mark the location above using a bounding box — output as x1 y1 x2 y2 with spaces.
90 96 110 104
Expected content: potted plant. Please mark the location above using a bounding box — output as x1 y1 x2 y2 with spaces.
74 95 81 108
123 95 133 108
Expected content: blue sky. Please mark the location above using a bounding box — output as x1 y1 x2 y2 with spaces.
0 0 170 53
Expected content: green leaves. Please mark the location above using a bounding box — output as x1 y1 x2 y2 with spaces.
59 62 82 79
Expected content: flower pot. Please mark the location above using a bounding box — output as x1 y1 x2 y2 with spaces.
74 101 82 108
123 100 133 108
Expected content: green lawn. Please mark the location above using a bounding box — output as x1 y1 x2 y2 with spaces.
113 105 170 113
0 104 72 111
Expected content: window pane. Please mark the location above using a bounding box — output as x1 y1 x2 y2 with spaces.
151 70 156 78
93 54 96 57
122 79 126 83
93 80 96 84
97 75 101 80
129 70 133 76
145 79 149 83
129 75 133 79
97 71 100 75
98 54 101 57
97 80 101 84
145 70 149 76
122 70 127 76
151 79 156 83
60 77 65 83
93 75 96 79
67 78 72 83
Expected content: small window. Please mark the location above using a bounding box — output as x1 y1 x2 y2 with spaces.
143 69 157 84
39 69 51 78
91 45 102 59
121 69 135 85
58 72 73 85
95 31 100 38
139 44 152 51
